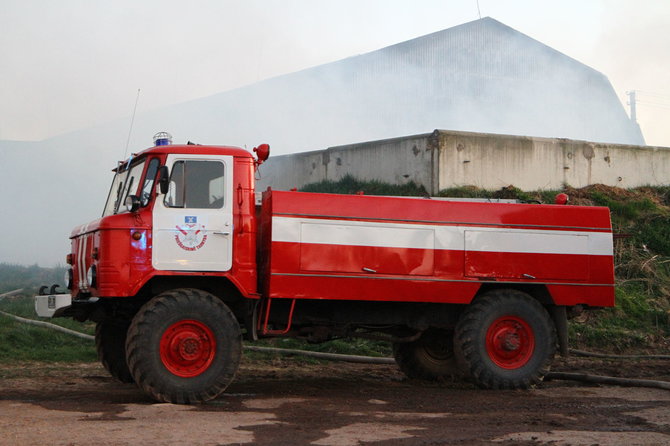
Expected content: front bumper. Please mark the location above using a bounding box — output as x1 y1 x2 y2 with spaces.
35 294 72 318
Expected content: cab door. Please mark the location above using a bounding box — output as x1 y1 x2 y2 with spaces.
152 154 234 271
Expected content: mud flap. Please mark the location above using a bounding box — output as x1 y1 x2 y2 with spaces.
550 306 569 356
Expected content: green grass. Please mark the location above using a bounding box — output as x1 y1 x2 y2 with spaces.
0 315 96 362
570 283 670 352
569 322 651 352
589 191 656 220
0 294 96 363
301 174 428 197
436 186 496 199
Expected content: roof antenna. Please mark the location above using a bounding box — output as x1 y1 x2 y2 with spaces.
476 0 482 19
122 88 141 159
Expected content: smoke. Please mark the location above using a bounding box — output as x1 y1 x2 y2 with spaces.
589 0 670 147
0 0 477 143
0 13 658 265
125 17 641 153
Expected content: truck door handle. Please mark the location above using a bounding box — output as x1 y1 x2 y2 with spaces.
214 231 231 236
362 267 377 273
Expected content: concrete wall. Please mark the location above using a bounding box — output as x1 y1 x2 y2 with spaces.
257 130 670 194
436 130 670 191
257 133 437 192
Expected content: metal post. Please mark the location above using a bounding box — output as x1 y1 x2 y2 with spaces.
627 90 638 123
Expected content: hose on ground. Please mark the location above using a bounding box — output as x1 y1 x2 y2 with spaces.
0 310 95 341
545 371 670 391
0 289 23 299
569 348 670 360
245 345 395 364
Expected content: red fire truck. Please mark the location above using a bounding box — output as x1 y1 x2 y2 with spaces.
36 133 615 404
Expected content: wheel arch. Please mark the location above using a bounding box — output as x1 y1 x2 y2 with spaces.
137 275 251 321
141 275 246 303
476 283 554 306
78 275 250 330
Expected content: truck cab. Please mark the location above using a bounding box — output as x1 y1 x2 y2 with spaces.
50 134 264 316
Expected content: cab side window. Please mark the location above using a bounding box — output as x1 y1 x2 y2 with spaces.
141 158 160 207
164 160 225 209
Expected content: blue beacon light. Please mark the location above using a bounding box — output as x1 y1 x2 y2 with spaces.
153 132 172 146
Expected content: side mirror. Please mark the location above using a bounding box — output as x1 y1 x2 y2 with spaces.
253 143 270 165
158 166 169 194
125 195 141 213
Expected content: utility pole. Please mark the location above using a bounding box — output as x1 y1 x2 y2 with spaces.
626 90 637 123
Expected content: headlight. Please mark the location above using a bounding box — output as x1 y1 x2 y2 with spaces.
65 268 73 290
87 265 97 288
125 195 140 212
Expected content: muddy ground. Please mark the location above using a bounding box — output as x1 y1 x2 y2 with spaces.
0 356 669 446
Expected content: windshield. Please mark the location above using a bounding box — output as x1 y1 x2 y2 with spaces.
102 159 147 217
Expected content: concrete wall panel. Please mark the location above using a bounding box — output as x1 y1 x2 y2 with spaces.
258 133 436 192
257 130 670 194
436 130 670 190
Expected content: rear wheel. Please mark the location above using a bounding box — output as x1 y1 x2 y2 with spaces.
454 289 556 389
393 329 458 380
95 321 133 383
125 288 242 404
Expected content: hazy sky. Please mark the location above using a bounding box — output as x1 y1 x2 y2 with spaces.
1 0 668 146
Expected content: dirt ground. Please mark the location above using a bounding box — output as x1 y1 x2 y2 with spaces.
0 356 669 446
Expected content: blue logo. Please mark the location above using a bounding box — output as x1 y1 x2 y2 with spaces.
185 216 197 224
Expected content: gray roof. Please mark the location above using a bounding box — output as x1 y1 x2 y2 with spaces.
136 17 646 152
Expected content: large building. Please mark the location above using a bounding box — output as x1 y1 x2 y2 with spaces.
137 16 644 153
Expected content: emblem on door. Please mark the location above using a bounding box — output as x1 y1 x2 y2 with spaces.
175 216 208 251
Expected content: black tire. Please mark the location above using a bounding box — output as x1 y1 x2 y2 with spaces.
393 329 458 380
125 288 242 404
95 321 134 383
454 289 556 389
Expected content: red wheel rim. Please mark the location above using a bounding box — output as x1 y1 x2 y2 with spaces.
159 320 216 378
485 315 535 369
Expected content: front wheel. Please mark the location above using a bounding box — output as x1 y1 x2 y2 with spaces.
454 289 556 389
125 288 242 403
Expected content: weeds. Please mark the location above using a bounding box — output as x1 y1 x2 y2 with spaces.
437 186 495 199
301 174 428 196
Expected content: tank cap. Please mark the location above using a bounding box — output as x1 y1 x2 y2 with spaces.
555 193 569 205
